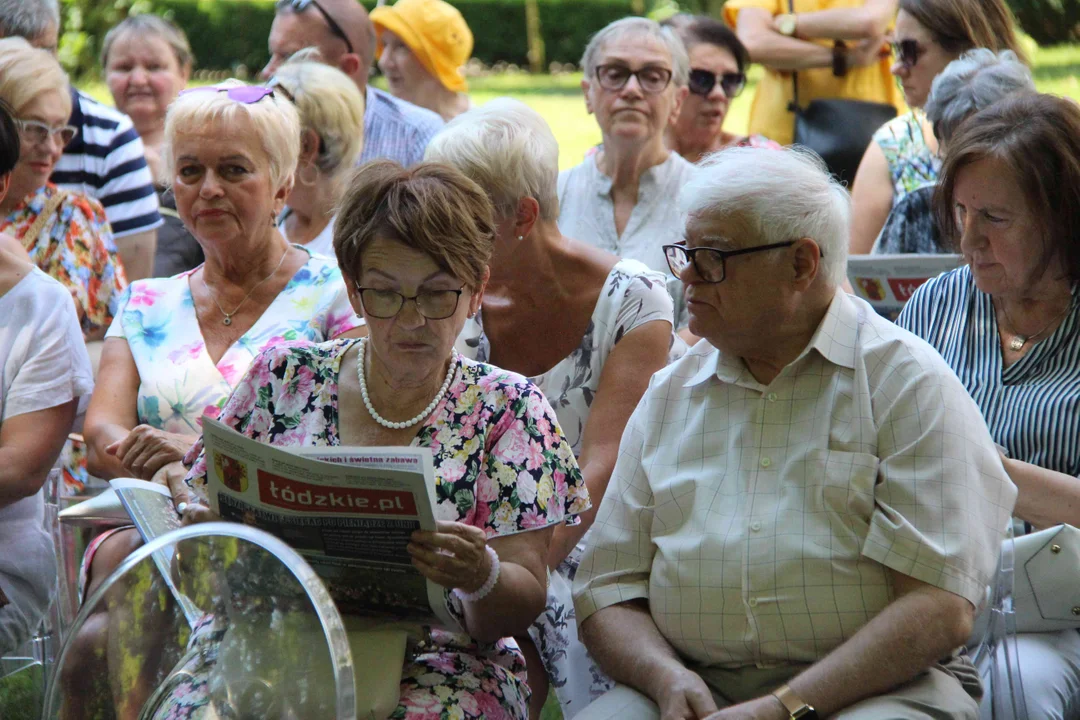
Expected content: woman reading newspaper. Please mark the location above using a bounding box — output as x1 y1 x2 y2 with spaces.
149 160 591 720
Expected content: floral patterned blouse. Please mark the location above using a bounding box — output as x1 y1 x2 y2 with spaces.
1 183 126 334
872 111 941 200
105 247 361 436
181 338 590 719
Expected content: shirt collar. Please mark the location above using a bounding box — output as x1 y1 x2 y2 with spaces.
590 150 676 197
682 287 859 389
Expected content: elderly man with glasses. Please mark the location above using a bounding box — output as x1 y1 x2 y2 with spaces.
261 0 442 167
572 147 1017 720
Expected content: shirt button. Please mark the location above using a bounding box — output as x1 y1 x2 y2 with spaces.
760 457 772 468
766 392 778 402
751 521 762 532
748 597 759 607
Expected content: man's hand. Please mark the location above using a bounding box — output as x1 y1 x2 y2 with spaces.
704 696 787 720
655 666 720 720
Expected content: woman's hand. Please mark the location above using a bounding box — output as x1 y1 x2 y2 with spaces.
408 521 490 593
108 425 196 480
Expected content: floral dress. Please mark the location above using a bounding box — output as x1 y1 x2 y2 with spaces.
177 339 590 720
1 183 126 335
872 111 941 201
458 258 675 718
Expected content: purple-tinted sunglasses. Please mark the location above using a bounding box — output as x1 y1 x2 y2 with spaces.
179 85 277 104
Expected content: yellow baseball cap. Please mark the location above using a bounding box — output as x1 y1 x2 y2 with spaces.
371 0 474 93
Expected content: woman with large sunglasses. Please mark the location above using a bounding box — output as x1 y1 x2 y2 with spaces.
0 37 126 342
848 0 1026 254
662 14 781 164
149 160 589 720
78 81 364 598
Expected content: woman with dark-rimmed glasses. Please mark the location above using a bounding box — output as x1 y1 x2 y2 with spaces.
662 14 781 163
557 17 693 282
848 0 1026 255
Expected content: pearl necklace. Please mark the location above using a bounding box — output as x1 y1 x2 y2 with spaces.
356 338 458 429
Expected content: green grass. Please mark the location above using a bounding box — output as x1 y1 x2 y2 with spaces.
77 42 1080 170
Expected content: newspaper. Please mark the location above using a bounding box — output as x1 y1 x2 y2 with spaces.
109 478 202 625
200 418 457 629
847 253 961 317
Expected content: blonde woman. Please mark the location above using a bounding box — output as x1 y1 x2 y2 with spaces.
269 54 365 258
0 37 126 341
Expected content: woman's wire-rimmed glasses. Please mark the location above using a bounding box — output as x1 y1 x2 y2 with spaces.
356 285 466 320
594 64 674 94
688 69 746 98
663 240 804 283
15 119 77 147
891 39 923 69
276 0 354 55
179 85 277 104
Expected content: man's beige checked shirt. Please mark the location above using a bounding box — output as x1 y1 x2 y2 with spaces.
573 288 1017 668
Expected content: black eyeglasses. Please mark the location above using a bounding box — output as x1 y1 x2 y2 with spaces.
356 286 465 320
688 68 746 98
891 39 923 69
594 64 674 94
277 0 354 55
663 240 806 283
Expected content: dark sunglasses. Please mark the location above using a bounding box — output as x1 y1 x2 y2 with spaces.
688 68 746 98
891 39 923 69
180 85 278 104
276 0 354 55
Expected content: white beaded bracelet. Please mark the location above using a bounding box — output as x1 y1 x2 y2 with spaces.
454 545 500 602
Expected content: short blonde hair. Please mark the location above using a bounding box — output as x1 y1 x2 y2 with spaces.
271 56 365 185
334 160 494 289
0 37 71 116
424 97 559 222
162 79 301 193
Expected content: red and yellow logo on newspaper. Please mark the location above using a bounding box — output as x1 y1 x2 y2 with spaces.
213 451 249 493
257 471 418 515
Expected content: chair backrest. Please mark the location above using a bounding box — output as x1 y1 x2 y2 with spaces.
44 522 357 719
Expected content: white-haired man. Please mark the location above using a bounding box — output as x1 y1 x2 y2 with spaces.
0 0 162 281
261 0 442 167
572 148 1017 720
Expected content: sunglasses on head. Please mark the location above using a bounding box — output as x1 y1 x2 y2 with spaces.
891 39 923 69
276 0 354 55
688 68 746 98
180 85 278 104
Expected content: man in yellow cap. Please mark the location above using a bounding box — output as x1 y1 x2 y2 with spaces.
371 0 474 121
262 0 444 166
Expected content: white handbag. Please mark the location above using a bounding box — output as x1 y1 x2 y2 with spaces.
1013 524 1080 633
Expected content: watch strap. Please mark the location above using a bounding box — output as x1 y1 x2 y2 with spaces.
832 40 849 77
773 684 819 719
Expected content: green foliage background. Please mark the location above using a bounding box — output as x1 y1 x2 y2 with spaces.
60 0 1079 78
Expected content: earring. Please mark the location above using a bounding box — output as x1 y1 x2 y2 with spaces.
516 235 524 241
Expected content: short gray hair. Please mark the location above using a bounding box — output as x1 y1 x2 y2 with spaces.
925 49 1035 146
424 97 559 222
101 14 194 72
0 0 59 41
581 17 689 88
679 147 850 286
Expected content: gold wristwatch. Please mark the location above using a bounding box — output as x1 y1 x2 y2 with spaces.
773 684 819 720
776 13 798 36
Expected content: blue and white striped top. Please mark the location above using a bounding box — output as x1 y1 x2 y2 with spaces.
359 87 443 167
896 266 1080 476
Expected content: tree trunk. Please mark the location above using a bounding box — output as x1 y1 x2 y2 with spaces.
525 0 545 73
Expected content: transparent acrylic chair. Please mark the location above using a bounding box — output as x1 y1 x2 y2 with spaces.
44 522 357 719
970 530 1029 720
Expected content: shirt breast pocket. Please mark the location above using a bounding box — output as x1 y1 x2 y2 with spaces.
782 449 881 549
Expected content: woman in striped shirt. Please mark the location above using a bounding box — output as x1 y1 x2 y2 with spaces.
897 93 1080 719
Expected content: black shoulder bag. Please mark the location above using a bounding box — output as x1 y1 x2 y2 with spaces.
788 0 897 185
